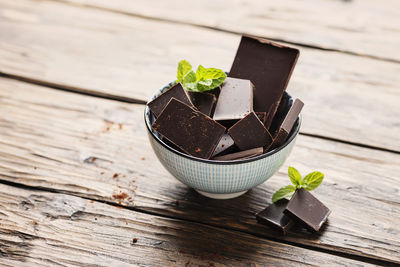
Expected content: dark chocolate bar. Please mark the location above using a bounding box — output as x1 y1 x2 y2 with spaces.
229 36 299 125
256 199 294 234
228 112 273 151
269 99 303 150
284 188 331 232
213 77 253 121
213 147 263 161
152 98 225 159
148 83 192 117
187 91 216 117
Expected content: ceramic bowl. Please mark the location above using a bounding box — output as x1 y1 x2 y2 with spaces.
144 82 301 199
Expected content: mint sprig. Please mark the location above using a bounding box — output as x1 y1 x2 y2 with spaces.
272 167 324 203
177 60 226 92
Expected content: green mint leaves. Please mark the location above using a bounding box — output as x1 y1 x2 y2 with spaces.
272 167 324 203
177 60 226 92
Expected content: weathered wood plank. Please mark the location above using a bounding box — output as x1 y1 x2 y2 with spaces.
0 0 400 151
0 78 399 264
2 184 374 267
61 0 400 62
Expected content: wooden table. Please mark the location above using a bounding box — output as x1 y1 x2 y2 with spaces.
0 0 399 266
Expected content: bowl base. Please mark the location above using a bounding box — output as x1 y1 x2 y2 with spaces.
195 190 248 199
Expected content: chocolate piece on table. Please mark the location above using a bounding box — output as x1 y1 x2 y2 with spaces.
255 112 267 125
269 93 292 136
228 112 273 151
256 199 294 234
211 133 235 157
213 147 263 161
284 188 331 232
269 99 304 151
213 77 253 121
147 83 192 118
187 91 216 117
229 36 299 123
152 98 225 159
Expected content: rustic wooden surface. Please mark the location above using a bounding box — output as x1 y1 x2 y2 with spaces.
0 0 399 266
0 183 378 267
0 78 399 266
1 0 400 152
62 0 400 62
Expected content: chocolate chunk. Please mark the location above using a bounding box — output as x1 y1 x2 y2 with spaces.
269 99 304 150
229 36 299 123
213 77 253 121
213 147 263 161
284 188 331 232
212 133 235 157
147 83 192 118
228 112 273 151
187 91 216 117
152 98 225 159
269 93 292 136
255 112 267 125
256 199 294 234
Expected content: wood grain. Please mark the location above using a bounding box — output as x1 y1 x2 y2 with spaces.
2 184 375 266
0 78 399 264
0 0 400 151
61 0 400 62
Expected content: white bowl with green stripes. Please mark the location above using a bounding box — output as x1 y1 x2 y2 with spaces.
145 82 301 199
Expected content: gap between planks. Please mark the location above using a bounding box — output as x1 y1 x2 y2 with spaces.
52 0 400 64
0 178 396 267
1 72 398 156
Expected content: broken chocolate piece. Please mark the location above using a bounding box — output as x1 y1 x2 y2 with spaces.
256 199 294 234
213 147 263 161
152 98 225 159
212 133 235 157
269 93 292 136
269 99 304 150
228 112 273 151
187 91 216 117
255 112 267 125
284 188 331 232
229 36 299 123
148 83 192 118
213 77 253 121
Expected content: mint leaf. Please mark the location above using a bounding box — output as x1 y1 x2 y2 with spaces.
177 60 192 82
177 60 226 92
302 171 324 191
196 65 206 80
272 185 296 203
288 166 302 187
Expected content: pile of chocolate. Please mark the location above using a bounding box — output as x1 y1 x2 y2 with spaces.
148 36 304 161
256 189 331 234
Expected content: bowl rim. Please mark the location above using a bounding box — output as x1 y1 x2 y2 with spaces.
144 85 301 165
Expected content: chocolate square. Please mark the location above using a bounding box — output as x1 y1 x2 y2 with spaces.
228 112 273 151
256 199 294 234
229 36 299 124
213 77 253 121
152 98 225 159
147 83 192 118
284 189 331 232
269 99 303 151
187 91 216 117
